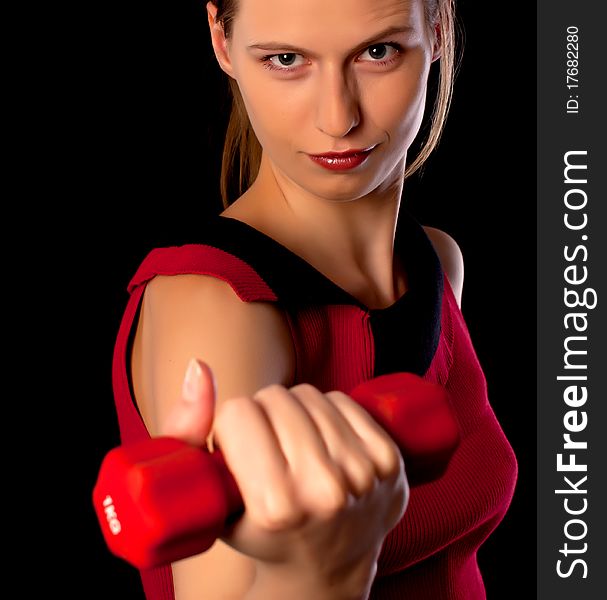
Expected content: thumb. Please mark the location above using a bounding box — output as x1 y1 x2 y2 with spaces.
160 358 217 448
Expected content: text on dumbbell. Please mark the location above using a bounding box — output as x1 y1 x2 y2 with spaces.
102 495 122 535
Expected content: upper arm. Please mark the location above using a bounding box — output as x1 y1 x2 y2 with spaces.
422 226 464 308
130 273 296 600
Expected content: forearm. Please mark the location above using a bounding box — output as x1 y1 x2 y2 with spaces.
243 554 378 600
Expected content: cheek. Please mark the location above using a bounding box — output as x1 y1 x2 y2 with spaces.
365 57 431 140
383 82 426 133
233 69 301 151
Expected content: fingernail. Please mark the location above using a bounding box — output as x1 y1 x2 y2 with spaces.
182 358 203 403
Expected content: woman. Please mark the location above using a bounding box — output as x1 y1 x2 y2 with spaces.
110 0 518 598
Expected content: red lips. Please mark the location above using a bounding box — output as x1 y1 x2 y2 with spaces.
308 146 375 171
312 147 373 158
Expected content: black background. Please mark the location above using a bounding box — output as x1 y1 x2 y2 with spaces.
38 0 535 596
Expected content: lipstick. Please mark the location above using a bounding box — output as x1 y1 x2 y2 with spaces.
308 146 376 171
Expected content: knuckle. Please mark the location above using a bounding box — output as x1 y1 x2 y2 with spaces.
259 509 301 532
214 395 248 426
212 395 253 451
253 382 287 401
290 382 318 396
311 472 349 516
350 456 378 494
256 488 304 531
375 440 404 479
325 390 351 404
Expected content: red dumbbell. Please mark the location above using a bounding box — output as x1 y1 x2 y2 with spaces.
93 372 459 570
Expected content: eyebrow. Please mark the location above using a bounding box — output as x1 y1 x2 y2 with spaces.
247 24 415 57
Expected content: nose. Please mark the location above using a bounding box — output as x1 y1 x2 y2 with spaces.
315 66 361 138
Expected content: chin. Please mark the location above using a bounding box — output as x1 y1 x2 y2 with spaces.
311 178 380 203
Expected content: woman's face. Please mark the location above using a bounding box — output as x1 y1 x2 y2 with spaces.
220 0 438 201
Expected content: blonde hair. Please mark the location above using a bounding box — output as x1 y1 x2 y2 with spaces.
211 0 461 208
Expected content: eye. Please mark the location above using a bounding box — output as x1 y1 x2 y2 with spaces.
261 52 306 72
260 41 404 74
358 42 403 66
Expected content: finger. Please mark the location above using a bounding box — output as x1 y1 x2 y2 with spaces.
252 384 350 514
287 386 379 499
212 394 303 531
326 390 404 481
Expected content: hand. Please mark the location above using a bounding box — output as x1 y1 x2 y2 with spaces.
162 358 408 595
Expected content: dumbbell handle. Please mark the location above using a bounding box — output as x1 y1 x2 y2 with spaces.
93 372 459 570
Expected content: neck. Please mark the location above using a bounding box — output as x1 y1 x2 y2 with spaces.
221 152 409 309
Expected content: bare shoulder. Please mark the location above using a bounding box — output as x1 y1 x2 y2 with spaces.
144 272 294 354
422 226 464 308
133 272 296 435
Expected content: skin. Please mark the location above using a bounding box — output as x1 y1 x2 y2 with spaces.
131 1 464 598
208 0 463 309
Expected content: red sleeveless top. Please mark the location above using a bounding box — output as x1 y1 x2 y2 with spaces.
110 209 518 599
